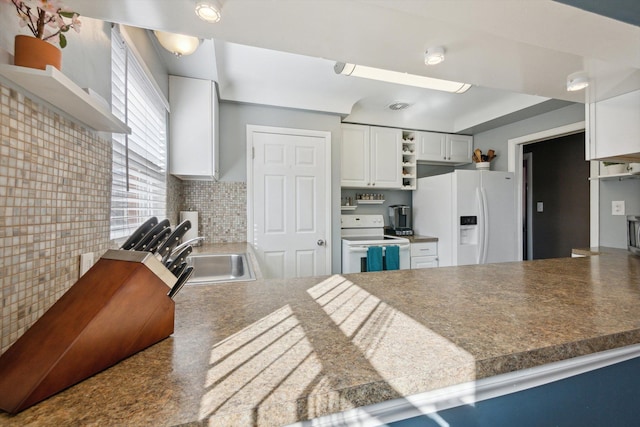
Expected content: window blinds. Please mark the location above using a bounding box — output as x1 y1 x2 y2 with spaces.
110 27 167 240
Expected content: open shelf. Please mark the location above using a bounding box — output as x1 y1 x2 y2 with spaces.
357 199 385 204
341 205 357 211
0 64 130 133
589 173 640 181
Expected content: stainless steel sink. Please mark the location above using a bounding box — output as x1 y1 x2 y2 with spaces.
186 253 255 284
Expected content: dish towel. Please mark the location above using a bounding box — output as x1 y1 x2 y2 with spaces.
385 245 400 270
367 246 383 272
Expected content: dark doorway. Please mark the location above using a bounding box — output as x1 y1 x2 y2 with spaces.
523 132 589 259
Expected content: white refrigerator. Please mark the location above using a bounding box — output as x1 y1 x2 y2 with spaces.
413 170 518 267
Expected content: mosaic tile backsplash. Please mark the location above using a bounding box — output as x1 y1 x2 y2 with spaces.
0 81 247 355
0 84 113 354
181 180 247 244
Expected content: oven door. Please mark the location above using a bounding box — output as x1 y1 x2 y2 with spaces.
342 241 410 273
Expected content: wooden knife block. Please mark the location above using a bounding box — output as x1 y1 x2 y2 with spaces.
0 250 177 414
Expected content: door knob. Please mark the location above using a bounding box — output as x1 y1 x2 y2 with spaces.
317 239 325 246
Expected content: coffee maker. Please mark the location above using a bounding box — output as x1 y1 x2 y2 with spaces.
388 205 413 236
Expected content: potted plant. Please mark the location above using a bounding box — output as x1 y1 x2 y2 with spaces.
3 0 81 70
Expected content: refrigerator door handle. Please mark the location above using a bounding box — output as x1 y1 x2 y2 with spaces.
476 187 485 264
480 187 490 264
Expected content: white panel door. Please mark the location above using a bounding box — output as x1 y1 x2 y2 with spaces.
249 126 331 279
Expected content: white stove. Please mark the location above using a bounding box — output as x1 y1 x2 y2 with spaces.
341 214 410 273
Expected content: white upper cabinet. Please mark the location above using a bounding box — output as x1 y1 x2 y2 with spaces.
416 132 445 162
416 131 472 165
341 124 402 189
169 76 219 180
446 134 473 164
587 89 640 162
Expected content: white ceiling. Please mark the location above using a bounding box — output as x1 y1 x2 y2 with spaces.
65 0 640 133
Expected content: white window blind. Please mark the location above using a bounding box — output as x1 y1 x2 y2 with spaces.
110 27 167 240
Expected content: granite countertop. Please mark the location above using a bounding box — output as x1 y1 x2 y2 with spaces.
2 251 640 426
406 234 438 243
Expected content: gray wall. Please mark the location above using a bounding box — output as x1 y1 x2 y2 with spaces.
218 101 344 273
471 103 586 173
599 178 640 248
468 102 639 249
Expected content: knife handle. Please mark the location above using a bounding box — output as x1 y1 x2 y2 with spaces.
119 217 158 250
168 266 194 299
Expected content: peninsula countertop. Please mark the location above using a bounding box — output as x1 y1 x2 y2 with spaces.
2 250 640 426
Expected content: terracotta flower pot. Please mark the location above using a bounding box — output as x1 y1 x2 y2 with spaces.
14 35 62 70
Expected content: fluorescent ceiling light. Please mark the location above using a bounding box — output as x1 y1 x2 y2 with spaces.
424 47 445 65
195 0 222 23
154 31 200 56
334 62 471 94
566 71 589 92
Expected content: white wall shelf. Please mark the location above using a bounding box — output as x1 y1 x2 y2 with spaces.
589 173 640 181
0 64 130 134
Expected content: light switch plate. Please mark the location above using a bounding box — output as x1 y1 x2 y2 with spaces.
612 200 625 216
536 202 544 213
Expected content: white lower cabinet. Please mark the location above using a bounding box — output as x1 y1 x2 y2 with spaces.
410 242 438 269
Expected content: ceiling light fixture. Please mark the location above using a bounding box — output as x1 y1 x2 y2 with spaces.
387 101 411 111
424 46 445 65
334 62 471 94
154 31 201 56
566 71 589 92
195 0 222 23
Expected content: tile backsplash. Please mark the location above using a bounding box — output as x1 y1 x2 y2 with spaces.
0 83 113 354
0 80 248 355
181 180 247 244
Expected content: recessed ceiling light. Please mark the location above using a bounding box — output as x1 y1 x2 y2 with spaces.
334 62 471 94
424 47 445 66
387 102 411 111
195 0 222 23
566 71 589 92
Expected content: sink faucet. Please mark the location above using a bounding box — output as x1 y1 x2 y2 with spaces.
171 236 205 255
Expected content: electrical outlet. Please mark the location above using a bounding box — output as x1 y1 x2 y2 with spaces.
80 253 94 277
612 200 625 216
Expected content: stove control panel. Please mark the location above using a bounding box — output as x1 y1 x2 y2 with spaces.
341 214 384 228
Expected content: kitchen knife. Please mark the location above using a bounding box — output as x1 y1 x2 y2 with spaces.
167 266 194 299
119 217 158 250
165 245 193 275
172 261 188 279
132 219 170 251
156 220 192 263
145 226 173 254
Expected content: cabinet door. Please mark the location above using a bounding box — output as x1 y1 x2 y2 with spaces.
341 124 370 187
411 255 439 269
417 131 446 161
446 134 473 163
590 90 640 160
370 127 402 188
169 76 217 179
